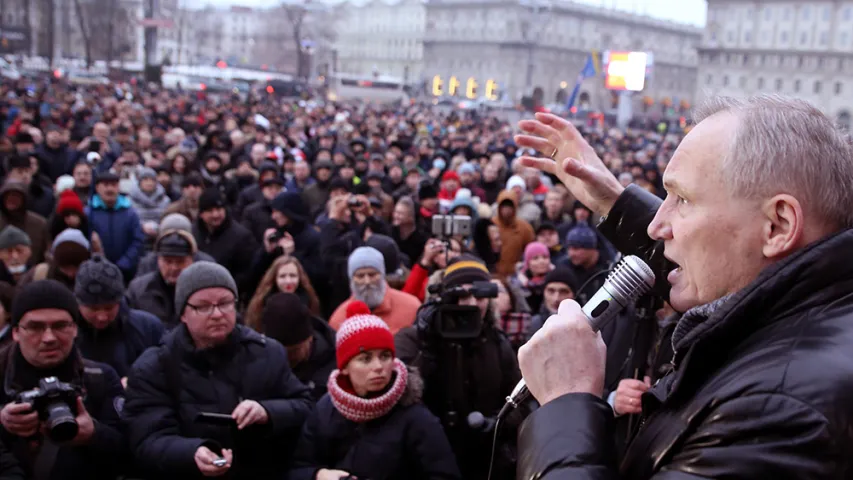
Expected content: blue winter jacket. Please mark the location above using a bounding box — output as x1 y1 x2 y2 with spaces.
86 194 145 278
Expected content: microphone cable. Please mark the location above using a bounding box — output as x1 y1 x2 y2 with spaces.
486 416 502 480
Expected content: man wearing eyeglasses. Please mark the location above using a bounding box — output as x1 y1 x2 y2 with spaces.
0 280 127 480
123 261 313 479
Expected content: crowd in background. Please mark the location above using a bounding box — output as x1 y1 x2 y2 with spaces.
0 74 685 480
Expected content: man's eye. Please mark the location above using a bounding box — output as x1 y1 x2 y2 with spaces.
676 196 688 206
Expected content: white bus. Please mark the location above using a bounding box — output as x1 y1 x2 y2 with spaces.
327 73 409 103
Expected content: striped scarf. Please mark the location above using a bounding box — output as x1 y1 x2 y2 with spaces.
327 358 408 423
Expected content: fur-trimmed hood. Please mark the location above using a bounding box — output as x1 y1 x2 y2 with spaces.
399 365 424 407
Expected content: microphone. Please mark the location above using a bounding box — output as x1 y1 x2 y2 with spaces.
499 255 655 418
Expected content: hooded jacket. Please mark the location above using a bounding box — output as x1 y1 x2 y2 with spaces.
86 194 145 279
128 182 171 228
492 190 534 277
0 182 49 266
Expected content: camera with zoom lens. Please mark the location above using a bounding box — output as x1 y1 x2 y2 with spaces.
16 377 80 442
419 280 499 341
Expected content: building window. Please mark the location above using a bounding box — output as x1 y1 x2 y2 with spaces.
758 77 765 89
745 32 752 42
842 32 850 46
815 81 822 93
765 7 772 21
846 7 852 21
802 6 810 20
776 78 783 90
723 75 729 86
820 32 828 45
728 31 734 42
781 31 789 42
739 76 747 88
784 8 791 21
824 7 831 21
836 82 843 95
794 79 801 92
801 32 808 45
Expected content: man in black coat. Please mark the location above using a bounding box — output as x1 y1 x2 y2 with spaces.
260 293 336 401
515 99 853 479
74 255 165 380
233 161 279 221
192 188 258 293
127 230 198 326
123 262 313 479
246 191 324 294
0 280 126 480
241 176 284 243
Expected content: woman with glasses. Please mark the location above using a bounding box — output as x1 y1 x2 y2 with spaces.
123 262 313 480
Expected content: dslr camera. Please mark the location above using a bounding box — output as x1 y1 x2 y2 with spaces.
16 377 81 442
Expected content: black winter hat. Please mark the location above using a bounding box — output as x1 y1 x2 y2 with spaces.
12 279 79 326
543 266 580 291
271 192 309 224
198 188 226 213
329 177 350 193
258 161 279 176
5 154 29 171
156 231 196 257
366 234 402 275
74 254 125 306
418 182 438 201
262 293 313 346
442 254 491 289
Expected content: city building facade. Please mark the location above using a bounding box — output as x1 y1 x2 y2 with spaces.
422 0 701 113
697 0 853 127
331 0 426 83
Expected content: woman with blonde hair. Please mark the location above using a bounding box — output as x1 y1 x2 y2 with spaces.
246 255 321 330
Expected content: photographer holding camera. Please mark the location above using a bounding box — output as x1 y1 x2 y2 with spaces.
395 255 522 480
0 280 126 480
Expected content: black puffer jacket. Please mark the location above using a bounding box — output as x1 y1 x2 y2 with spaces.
289 368 461 480
518 184 853 479
123 324 313 480
192 215 258 291
125 271 177 326
292 316 336 402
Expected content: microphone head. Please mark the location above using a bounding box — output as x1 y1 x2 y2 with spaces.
605 255 656 306
467 411 485 429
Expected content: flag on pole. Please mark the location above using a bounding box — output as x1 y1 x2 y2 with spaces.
566 51 600 110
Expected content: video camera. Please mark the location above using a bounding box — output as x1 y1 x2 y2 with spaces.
16 377 81 442
419 280 498 341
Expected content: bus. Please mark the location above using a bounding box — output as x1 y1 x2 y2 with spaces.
327 73 408 103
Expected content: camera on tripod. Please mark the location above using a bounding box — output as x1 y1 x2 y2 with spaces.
16 377 81 442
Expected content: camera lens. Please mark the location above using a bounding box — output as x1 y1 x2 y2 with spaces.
44 401 79 442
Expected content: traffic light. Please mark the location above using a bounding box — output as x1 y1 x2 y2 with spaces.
448 76 460 96
432 75 443 96
485 79 498 101
466 77 478 99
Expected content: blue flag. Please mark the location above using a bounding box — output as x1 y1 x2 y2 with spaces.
567 52 600 110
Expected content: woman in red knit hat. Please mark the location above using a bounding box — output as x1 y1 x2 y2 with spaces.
48 189 90 243
289 301 461 480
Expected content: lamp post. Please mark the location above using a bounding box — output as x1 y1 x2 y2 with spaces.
519 0 551 93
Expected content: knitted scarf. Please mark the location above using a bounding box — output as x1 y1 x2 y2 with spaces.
327 358 408 423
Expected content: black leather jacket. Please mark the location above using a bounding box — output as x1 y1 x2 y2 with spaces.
518 184 853 479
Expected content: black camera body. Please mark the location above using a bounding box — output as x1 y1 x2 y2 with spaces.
16 377 80 442
419 281 498 341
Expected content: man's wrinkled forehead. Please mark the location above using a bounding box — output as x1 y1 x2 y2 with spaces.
663 113 736 193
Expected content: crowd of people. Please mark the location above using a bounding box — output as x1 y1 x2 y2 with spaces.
0 75 686 480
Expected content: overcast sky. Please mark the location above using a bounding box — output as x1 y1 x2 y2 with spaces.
201 0 707 27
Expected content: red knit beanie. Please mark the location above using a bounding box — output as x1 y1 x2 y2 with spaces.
56 190 84 216
335 301 395 369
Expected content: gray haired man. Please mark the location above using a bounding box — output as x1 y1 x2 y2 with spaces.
514 95 853 478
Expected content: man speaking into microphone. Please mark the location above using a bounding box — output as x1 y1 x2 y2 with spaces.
513 95 853 479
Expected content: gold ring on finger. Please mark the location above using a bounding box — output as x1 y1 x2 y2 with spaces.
549 147 558 160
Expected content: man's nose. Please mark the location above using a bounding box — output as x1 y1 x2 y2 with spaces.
647 203 673 241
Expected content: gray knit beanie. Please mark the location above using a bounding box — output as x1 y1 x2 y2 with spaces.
174 261 238 316
160 213 193 233
0 226 30 250
347 246 385 279
74 254 124 306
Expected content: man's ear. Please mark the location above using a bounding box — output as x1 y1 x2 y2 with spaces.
761 194 804 259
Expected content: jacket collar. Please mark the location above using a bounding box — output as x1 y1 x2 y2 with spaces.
91 194 131 211
664 228 853 401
